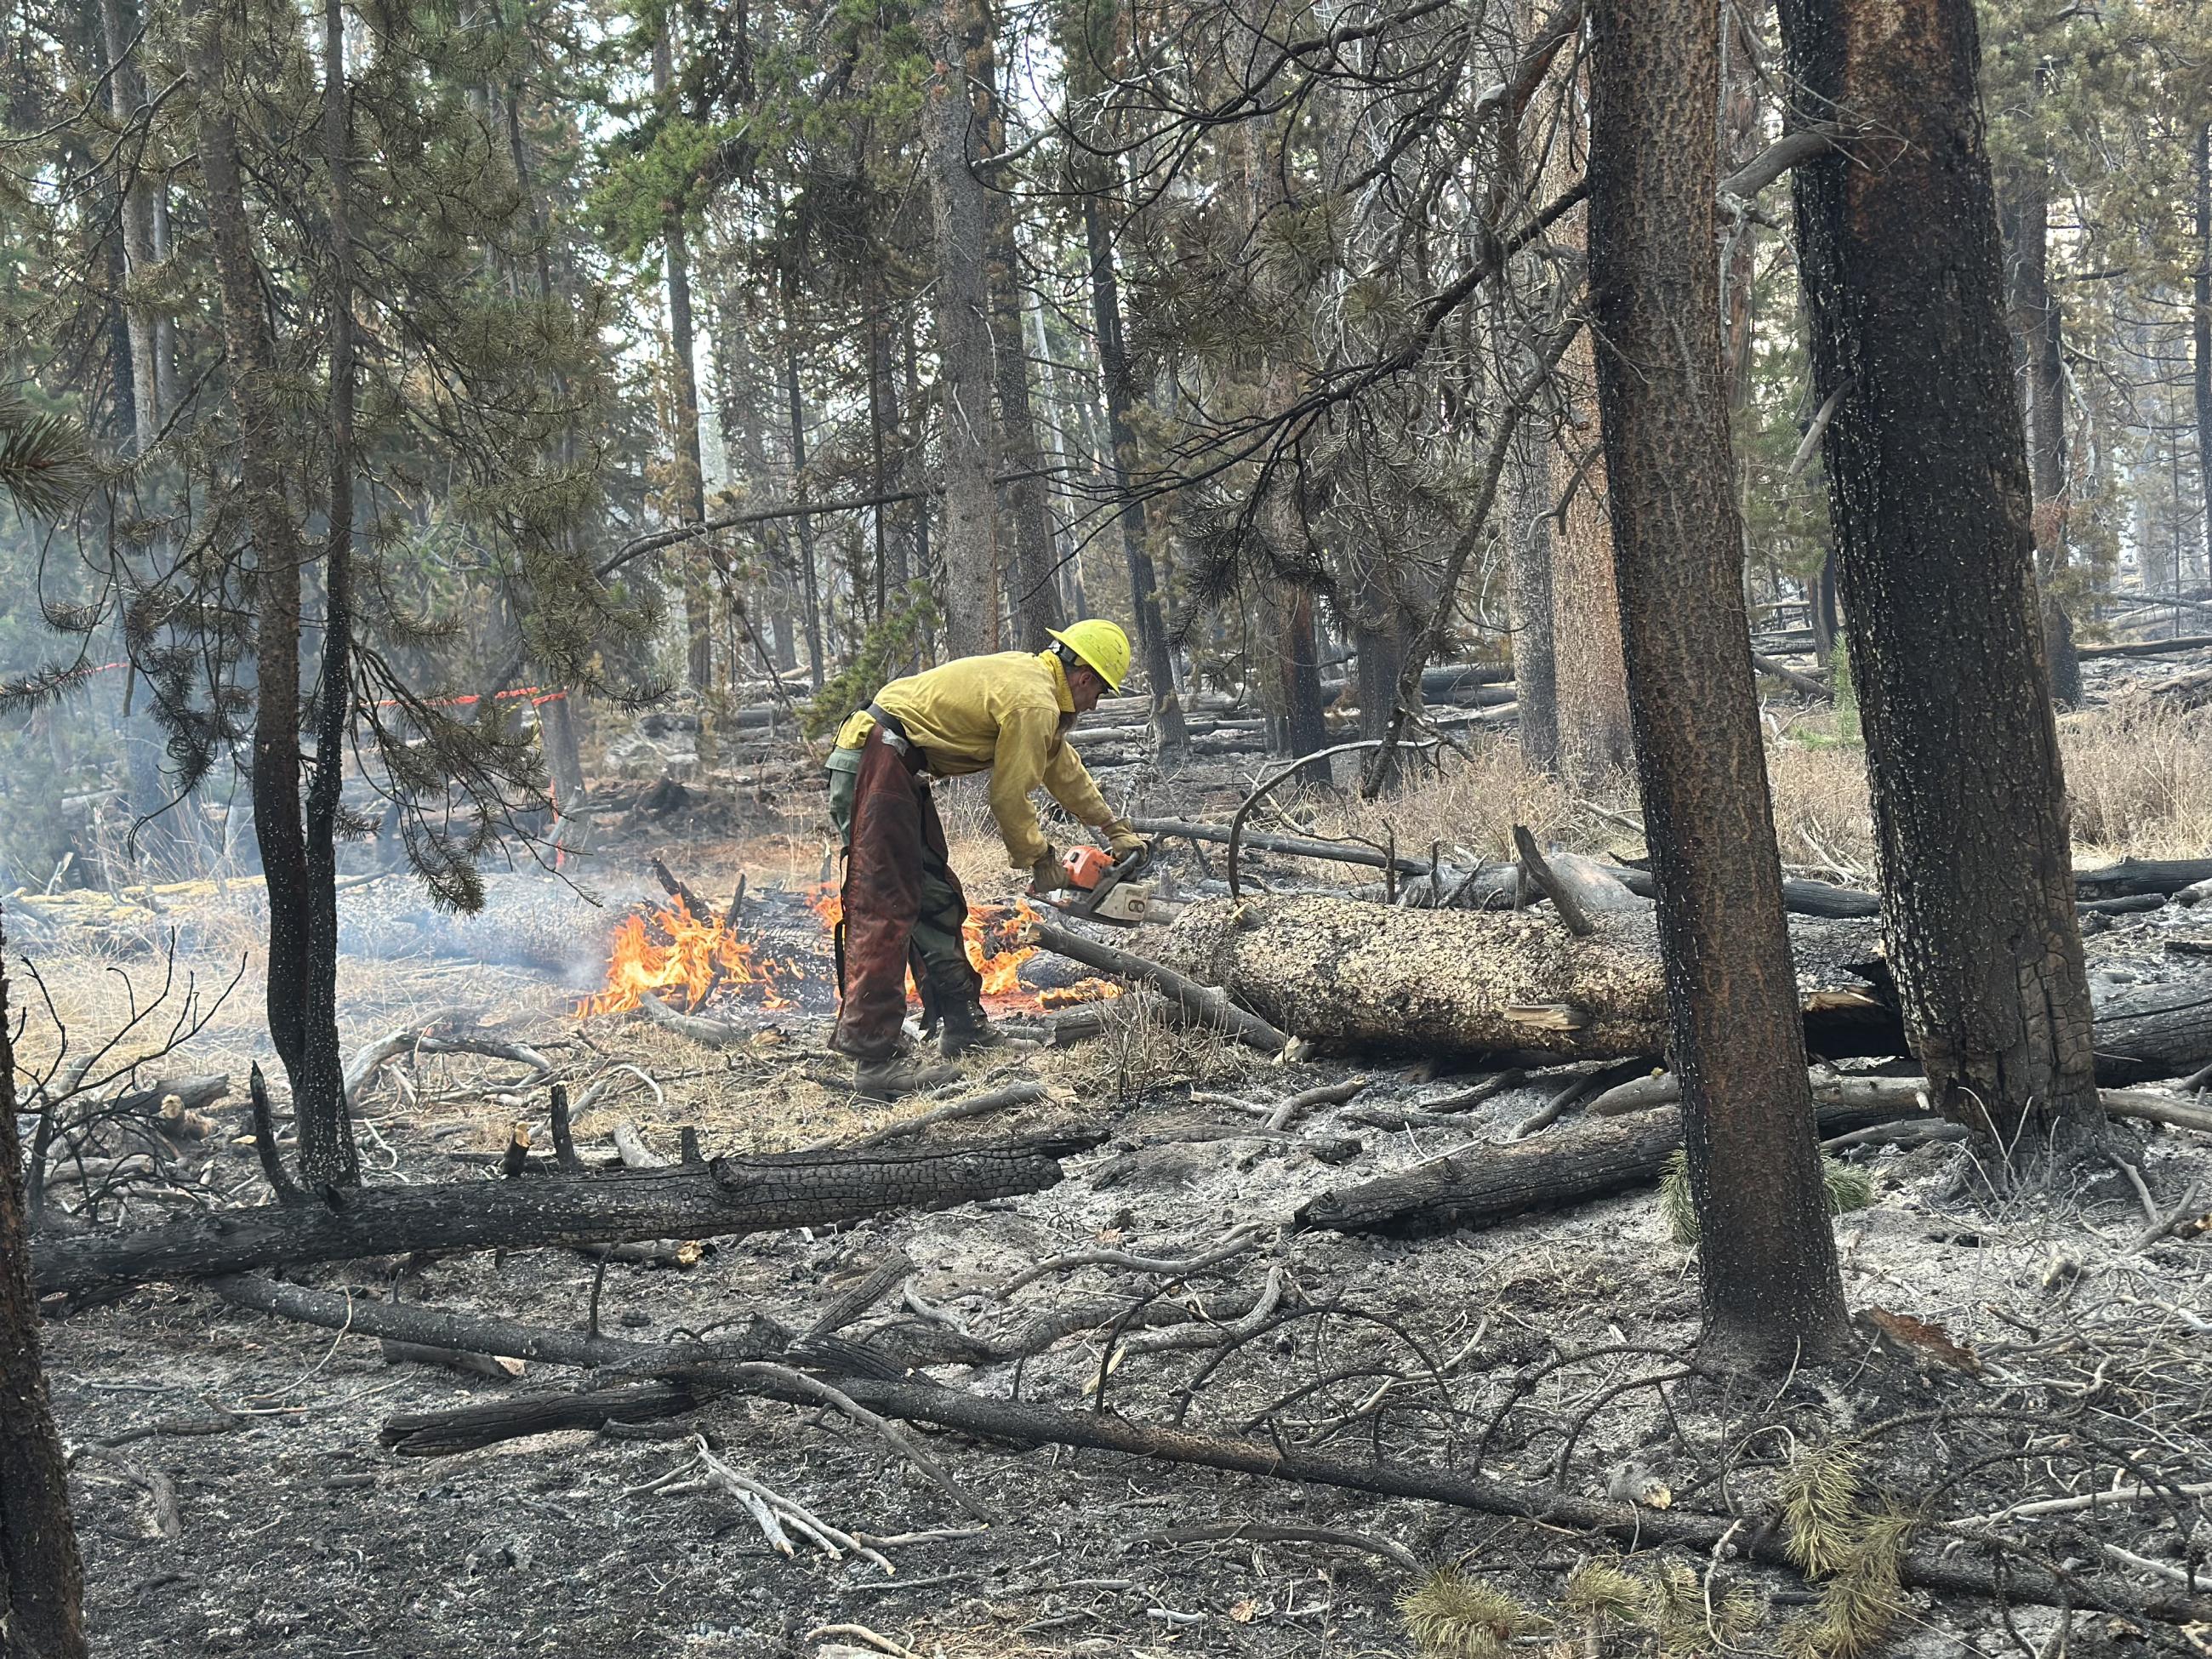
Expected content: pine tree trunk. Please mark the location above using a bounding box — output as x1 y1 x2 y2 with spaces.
191 15 358 1189
1080 190 1186 751
0 945 88 1657
1549 133 1634 785
2004 168 2081 706
653 26 715 695
1588 0 1849 1365
1776 0 2105 1162
780 276 826 689
1509 421 1560 771
2194 124 2212 584
98 0 161 455
978 48 1064 647
918 0 1002 655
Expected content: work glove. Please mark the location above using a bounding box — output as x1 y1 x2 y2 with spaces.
1102 818 1146 864
1030 848 1076 894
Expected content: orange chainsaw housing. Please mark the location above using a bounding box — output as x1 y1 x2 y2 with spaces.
1062 845 1115 890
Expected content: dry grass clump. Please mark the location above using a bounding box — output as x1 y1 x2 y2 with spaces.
2061 702 2212 860
1289 700 2209 885
1306 741 1586 864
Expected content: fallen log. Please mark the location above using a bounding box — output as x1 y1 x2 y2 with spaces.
356 1305 2209 1627
1159 893 2212 1080
32 1130 1100 1297
1606 863 1881 920
2076 632 2212 660
1588 1068 2212 1136
1160 894 1672 1063
1297 1098 1910 1237
2074 857 2212 901
1024 921 1295 1056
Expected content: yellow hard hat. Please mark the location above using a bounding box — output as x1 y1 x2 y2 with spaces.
1048 619 1132 693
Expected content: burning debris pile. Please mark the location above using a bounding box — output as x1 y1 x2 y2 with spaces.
576 873 1120 1019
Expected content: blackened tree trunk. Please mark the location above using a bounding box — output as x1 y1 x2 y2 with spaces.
2195 124 2212 579
918 0 1001 654
1080 190 1186 750
653 25 714 695
2003 166 2081 706
1776 0 2105 1160
191 18 358 1188
0 945 87 1657
1588 0 1849 1365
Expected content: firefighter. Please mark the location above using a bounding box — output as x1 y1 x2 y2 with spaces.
824 619 1147 1099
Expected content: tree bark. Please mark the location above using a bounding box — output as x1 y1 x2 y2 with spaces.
653 24 715 695
1081 189 1186 750
191 12 358 1189
0 945 88 1659
1508 421 1560 770
1588 0 1849 1364
978 46 1063 647
98 0 162 456
917 0 1003 655
32 1133 1095 1298
2196 123 2212 585
779 266 826 689
1776 0 2106 1162
2003 164 2081 706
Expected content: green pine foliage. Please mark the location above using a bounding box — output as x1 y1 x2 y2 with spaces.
1661 1149 1873 1246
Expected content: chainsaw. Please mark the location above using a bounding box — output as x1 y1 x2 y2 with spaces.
1041 842 1154 928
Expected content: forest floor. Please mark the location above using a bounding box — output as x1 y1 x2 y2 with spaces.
16 691 2212 1659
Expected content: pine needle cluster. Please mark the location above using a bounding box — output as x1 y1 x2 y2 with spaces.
1660 1149 1874 1246
1777 1444 1916 1658
1399 1566 1545 1659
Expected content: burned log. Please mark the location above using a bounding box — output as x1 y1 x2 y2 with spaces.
1158 894 2212 1080
1159 894 1673 1062
32 1130 1100 1297
1297 1098 1910 1237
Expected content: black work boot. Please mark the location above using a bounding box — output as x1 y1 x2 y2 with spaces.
938 994 1008 1059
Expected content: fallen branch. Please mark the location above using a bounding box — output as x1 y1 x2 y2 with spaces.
835 1082 1056 1151
1024 921 1296 1057
36 1131 1100 1296
1587 1068 2212 1137
1154 1520 1420 1571
633 992 751 1049
381 1350 2212 1625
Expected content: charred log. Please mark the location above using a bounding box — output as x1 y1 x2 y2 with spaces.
33 1131 1100 1297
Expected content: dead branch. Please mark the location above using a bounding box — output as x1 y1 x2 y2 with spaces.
834 1081 1056 1151
1153 1520 1420 1570
1023 920 1296 1056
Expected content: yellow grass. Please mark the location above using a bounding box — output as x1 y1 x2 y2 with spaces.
1297 701 2212 880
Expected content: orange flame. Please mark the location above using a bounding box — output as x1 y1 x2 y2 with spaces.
577 886 1120 1019
575 904 815 1016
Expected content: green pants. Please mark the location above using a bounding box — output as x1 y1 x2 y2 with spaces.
827 758 972 995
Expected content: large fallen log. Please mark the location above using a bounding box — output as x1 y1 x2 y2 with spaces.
2074 856 2212 900
1586 1068 2212 1137
2076 632 2212 660
31 1130 1099 1297
1157 893 2212 1080
1154 895 1690 1062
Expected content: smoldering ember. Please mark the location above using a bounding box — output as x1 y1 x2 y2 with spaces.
6 3 2212 1657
